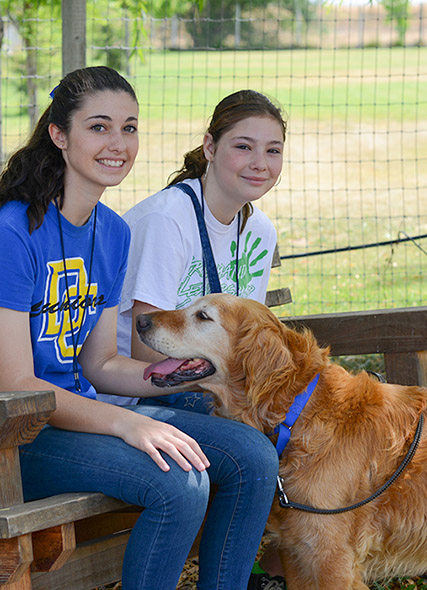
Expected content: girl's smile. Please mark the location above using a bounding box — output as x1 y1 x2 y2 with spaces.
97 158 126 168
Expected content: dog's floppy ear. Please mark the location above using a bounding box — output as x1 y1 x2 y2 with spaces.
232 316 298 412
225 301 328 428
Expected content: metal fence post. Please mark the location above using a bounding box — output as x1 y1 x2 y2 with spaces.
62 0 86 75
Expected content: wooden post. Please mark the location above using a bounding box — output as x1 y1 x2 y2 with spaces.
385 350 427 387
0 391 56 588
62 0 86 75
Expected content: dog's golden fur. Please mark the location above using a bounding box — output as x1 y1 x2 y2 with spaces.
137 293 427 590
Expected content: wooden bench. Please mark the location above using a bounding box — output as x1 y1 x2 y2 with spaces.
1 303 426 589
265 244 292 309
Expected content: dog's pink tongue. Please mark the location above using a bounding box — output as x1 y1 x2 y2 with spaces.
143 358 185 380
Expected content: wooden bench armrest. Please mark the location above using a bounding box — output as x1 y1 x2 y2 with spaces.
0 492 131 539
265 287 292 308
0 391 56 509
0 391 56 450
0 391 56 585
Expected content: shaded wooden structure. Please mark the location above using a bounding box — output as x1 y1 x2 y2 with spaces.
286 306 427 387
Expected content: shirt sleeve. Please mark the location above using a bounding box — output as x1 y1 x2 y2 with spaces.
120 211 188 313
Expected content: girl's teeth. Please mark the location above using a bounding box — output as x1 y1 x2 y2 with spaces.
99 159 124 167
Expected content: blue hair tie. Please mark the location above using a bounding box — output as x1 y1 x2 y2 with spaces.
49 84 59 99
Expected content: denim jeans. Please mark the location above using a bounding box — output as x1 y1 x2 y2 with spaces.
20 405 279 590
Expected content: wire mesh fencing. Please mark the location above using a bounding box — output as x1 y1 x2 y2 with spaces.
1 0 425 314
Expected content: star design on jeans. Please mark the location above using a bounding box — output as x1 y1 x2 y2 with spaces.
183 393 202 408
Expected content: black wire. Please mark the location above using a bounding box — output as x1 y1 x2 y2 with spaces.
280 233 427 260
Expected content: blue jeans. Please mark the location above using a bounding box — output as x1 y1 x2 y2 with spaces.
20 405 278 590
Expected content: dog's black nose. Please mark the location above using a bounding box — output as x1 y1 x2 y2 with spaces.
136 314 152 334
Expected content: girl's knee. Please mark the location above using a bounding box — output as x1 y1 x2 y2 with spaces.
207 423 278 489
134 463 211 520
238 425 279 472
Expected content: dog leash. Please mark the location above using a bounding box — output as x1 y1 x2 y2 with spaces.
276 413 424 514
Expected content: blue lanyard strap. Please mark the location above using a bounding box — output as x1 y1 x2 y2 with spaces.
271 373 320 457
173 180 241 296
174 181 222 294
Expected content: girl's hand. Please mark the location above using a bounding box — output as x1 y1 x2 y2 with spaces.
116 412 210 473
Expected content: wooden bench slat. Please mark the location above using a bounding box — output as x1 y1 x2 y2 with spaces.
0 493 130 539
284 306 427 356
265 287 292 308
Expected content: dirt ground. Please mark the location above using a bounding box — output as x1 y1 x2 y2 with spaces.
97 535 427 590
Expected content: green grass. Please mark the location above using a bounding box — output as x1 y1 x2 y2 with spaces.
4 47 426 128
269 238 426 316
130 47 427 123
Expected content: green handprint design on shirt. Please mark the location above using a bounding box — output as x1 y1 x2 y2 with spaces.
177 233 270 306
230 231 268 291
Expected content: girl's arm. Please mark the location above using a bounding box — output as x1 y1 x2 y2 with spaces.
0 306 209 473
79 305 168 397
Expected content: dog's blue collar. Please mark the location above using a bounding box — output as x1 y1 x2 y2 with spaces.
270 373 320 457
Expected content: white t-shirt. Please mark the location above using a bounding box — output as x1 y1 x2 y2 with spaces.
98 177 277 406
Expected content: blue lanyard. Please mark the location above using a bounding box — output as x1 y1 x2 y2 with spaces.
55 200 97 393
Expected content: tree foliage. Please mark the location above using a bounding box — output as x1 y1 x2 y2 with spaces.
145 0 203 18
380 0 410 45
1 0 61 128
166 0 316 49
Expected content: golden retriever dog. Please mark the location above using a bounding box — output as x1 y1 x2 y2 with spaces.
136 293 427 590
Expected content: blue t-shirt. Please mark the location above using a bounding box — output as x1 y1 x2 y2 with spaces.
0 200 130 399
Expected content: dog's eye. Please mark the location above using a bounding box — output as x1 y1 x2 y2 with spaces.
196 310 212 321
